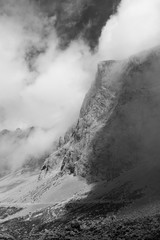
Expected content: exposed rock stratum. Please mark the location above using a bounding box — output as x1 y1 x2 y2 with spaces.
43 47 160 185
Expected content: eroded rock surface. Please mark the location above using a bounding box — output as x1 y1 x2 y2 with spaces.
42 48 160 184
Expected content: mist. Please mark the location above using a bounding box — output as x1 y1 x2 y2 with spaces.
0 0 97 172
0 2 96 131
99 0 160 60
0 128 55 172
0 0 160 173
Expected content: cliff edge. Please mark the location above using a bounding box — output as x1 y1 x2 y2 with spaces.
43 47 160 184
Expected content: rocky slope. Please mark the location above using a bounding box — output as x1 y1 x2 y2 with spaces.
1 47 160 239
42 47 160 185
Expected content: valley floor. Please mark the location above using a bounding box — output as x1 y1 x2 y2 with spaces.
1 199 160 240
1 170 160 239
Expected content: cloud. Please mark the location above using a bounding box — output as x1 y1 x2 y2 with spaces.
1 0 160 173
0 128 55 171
0 0 97 172
0 1 97 131
99 0 160 60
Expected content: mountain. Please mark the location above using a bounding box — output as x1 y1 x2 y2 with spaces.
42 46 160 183
1 47 160 239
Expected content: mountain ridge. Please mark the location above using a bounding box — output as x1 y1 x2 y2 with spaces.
1 46 160 239
41 46 160 184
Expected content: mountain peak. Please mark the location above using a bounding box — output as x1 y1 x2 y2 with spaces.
40 47 160 183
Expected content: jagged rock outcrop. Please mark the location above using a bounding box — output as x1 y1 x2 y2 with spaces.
43 47 160 183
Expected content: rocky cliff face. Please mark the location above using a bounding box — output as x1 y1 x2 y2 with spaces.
42 47 160 183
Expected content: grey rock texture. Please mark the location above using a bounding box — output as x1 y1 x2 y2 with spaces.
43 47 160 183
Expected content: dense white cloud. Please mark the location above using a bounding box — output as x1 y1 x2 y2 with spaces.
0 1 96 131
0 0 97 171
99 0 160 60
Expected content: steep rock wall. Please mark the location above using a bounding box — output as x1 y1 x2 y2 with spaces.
43 47 160 183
